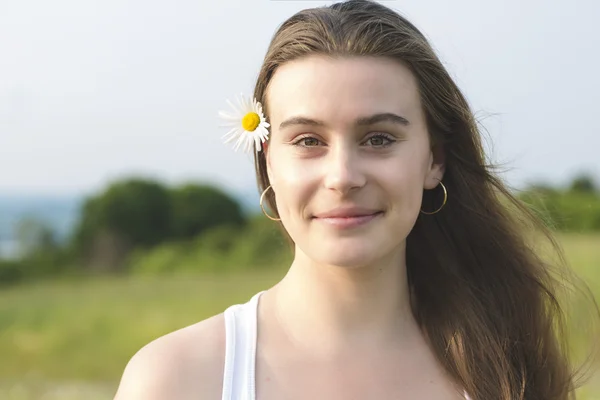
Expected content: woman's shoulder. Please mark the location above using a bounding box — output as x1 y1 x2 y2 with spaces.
113 313 226 400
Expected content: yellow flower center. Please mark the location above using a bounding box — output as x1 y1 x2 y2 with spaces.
242 112 260 131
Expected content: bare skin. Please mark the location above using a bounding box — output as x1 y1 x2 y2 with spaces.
114 56 467 399
113 293 465 400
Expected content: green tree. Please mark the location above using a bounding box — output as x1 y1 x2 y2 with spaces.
72 178 172 270
569 173 597 194
169 184 246 240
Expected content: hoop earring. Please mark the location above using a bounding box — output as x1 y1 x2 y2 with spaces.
420 181 447 215
260 185 281 221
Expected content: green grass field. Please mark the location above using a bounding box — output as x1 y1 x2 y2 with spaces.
0 233 598 399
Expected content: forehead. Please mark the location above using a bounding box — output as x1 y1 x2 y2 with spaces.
266 55 423 126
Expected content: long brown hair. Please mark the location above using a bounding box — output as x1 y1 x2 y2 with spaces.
251 1 598 398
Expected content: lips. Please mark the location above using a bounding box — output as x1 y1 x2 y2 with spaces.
312 207 382 219
312 210 383 229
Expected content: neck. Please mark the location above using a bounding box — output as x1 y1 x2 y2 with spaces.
268 243 419 357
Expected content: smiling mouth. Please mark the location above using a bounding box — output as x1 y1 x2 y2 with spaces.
313 211 383 218
312 211 384 228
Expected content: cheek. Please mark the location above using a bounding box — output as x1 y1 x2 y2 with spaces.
383 154 428 213
387 173 423 212
269 153 314 219
271 152 301 193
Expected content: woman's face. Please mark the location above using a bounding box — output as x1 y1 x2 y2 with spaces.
265 55 444 268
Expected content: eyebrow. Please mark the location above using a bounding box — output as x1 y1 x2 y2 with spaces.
278 112 410 130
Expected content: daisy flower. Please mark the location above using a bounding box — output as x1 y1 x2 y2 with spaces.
218 93 270 153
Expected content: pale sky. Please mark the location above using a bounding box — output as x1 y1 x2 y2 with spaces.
1 0 598 197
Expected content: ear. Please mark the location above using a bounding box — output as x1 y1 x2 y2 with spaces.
424 144 446 190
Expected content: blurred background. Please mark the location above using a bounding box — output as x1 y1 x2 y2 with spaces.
1 0 599 398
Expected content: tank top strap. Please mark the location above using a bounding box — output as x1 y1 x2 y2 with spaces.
221 291 264 400
221 290 471 400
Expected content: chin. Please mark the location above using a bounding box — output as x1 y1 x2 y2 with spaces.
313 244 381 269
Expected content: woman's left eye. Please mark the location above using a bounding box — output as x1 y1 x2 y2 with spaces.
365 134 395 147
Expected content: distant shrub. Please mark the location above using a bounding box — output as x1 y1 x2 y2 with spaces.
519 190 600 232
127 241 191 275
225 215 291 269
0 259 23 286
127 215 292 275
71 178 247 272
72 178 172 271
170 184 246 240
569 173 597 194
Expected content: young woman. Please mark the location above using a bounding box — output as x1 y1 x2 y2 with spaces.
114 1 597 399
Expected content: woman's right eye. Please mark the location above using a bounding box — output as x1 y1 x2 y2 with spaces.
293 136 321 147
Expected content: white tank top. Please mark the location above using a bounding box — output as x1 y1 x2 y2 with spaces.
221 291 471 400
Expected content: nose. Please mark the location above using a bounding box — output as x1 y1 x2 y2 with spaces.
322 143 366 194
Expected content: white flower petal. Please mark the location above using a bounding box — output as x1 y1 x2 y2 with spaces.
243 96 253 113
234 133 248 152
222 127 241 143
231 135 242 152
218 94 272 154
254 137 261 153
237 94 248 112
219 122 239 128
255 125 267 137
218 118 240 126
218 111 239 120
